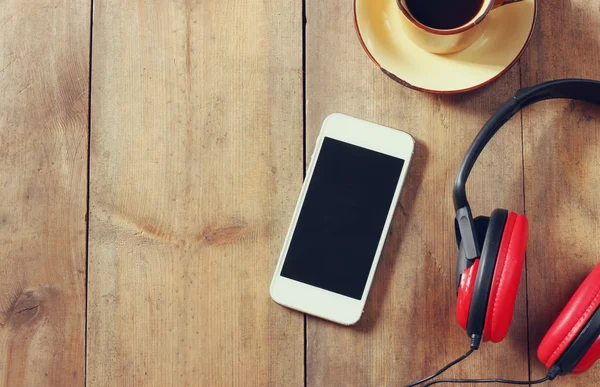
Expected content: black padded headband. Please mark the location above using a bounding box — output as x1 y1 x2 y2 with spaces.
454 79 600 260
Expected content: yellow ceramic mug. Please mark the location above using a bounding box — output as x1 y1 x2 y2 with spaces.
397 0 523 54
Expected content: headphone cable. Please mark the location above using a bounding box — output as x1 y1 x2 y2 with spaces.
403 348 475 387
421 365 561 386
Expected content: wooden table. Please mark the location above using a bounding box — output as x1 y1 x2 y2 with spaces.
1 1 599 386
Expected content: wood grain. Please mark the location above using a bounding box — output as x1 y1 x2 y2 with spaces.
305 1 529 386
522 0 600 385
87 1 303 386
0 1 90 386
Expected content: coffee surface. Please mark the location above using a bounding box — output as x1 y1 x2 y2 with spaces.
405 0 485 30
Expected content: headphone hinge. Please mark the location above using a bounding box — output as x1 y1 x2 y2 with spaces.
456 206 480 260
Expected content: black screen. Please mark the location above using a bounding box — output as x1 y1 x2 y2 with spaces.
281 138 405 300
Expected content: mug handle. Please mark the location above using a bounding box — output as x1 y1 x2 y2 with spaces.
492 0 523 9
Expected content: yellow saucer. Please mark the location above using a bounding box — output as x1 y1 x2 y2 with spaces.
354 0 537 94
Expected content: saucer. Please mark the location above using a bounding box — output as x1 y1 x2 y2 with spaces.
354 0 537 94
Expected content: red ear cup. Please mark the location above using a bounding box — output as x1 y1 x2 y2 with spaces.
482 212 528 342
456 259 480 330
538 263 600 369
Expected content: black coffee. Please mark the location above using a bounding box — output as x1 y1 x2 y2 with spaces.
405 0 485 30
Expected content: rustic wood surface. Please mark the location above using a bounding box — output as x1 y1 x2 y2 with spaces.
1 0 599 386
0 1 90 386
86 1 303 386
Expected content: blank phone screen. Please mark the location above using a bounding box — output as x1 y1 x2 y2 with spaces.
281 137 405 300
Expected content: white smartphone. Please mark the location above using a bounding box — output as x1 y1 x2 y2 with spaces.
270 113 414 325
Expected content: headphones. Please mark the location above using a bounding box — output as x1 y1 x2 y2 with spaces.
454 79 600 377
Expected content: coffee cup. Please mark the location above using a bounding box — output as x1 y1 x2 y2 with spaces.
396 0 523 54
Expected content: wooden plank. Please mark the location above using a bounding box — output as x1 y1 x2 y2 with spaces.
0 1 90 386
305 1 529 386
87 1 303 385
522 1 600 385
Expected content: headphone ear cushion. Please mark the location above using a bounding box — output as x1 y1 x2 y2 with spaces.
538 263 600 369
482 212 528 342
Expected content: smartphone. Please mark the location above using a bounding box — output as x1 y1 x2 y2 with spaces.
270 113 414 325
